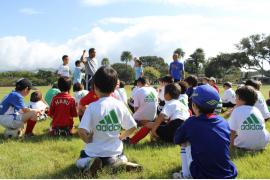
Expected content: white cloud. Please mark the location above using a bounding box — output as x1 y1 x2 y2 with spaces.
0 14 270 71
19 8 43 15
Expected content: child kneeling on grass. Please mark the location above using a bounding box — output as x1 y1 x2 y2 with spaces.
0 78 40 137
173 85 237 179
76 66 141 176
49 77 77 136
229 86 270 150
146 83 190 143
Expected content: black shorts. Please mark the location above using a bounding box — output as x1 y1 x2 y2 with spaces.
157 100 166 115
156 119 184 143
222 102 235 108
79 150 125 167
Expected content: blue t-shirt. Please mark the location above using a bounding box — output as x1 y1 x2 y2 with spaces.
135 66 143 80
0 91 25 115
169 61 184 80
73 67 82 84
174 114 237 179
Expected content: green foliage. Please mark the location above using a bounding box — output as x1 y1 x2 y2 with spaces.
120 51 133 66
111 63 135 83
101 58 110 65
174 48 185 58
140 56 168 77
143 66 160 84
185 48 205 76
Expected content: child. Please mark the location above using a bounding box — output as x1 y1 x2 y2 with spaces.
0 78 40 136
209 77 219 93
134 57 143 80
73 83 89 106
116 81 128 105
173 85 237 179
128 80 139 113
49 77 78 136
25 91 49 136
73 60 83 84
126 77 158 144
178 81 188 107
45 82 60 106
146 83 190 143
57 55 70 78
245 79 270 121
76 66 140 175
229 86 270 150
222 82 236 108
157 75 173 115
184 75 198 111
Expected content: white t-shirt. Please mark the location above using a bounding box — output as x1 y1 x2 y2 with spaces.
158 86 165 102
222 88 236 104
133 86 158 121
229 105 270 150
178 94 188 107
117 88 128 105
255 91 270 119
161 99 190 121
58 64 70 77
79 97 137 157
74 90 89 104
28 101 48 111
131 86 139 99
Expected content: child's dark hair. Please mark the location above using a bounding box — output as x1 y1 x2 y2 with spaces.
223 82 232 88
52 82 58 89
161 75 173 84
58 77 72 92
164 83 181 99
30 91 42 102
178 81 188 94
137 77 149 86
245 79 260 90
93 66 118 93
236 86 258 106
120 81 125 88
195 103 215 114
89 48 95 54
73 83 83 92
62 55 68 61
75 60 81 66
185 75 198 87
136 59 142 66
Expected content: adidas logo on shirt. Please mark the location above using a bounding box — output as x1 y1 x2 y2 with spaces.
96 110 121 132
144 92 156 102
241 113 263 130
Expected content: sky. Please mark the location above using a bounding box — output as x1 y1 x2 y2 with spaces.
0 0 270 71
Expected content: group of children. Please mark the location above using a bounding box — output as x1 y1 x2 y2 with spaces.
1 59 270 178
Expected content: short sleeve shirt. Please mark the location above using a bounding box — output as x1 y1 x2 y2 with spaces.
0 91 25 115
45 88 61 106
79 97 137 157
161 99 190 121
170 61 184 80
58 64 70 77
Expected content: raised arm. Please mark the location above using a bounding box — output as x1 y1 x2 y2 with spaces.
80 49 87 64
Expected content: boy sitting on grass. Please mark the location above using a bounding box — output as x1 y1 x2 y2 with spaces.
45 82 60 106
146 83 190 143
0 78 40 136
76 66 140 176
229 86 270 150
49 77 77 136
173 85 237 179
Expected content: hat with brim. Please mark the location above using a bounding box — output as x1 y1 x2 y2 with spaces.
16 78 38 90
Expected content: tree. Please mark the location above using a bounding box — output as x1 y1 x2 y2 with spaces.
185 48 205 76
139 56 168 77
101 58 110 66
174 48 185 59
120 51 133 70
111 63 134 83
143 66 161 84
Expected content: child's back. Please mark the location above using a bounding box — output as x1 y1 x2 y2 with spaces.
45 88 60 106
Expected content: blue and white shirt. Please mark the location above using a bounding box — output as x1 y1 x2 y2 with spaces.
169 61 184 80
0 91 25 115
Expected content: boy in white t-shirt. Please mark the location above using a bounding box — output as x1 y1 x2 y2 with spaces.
146 83 190 142
229 86 270 150
76 66 140 176
73 83 89 105
126 77 158 144
117 81 128 105
245 79 270 121
57 55 70 78
157 75 173 115
222 82 236 108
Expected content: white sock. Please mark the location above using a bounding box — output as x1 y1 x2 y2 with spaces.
76 157 91 169
181 147 189 178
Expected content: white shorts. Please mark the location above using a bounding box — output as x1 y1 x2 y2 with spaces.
0 114 24 129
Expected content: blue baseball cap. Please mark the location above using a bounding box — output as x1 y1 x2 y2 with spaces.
192 85 220 109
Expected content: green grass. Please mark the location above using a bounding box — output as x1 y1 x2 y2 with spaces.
0 85 270 178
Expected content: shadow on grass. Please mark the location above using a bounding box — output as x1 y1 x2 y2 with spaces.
125 140 177 150
230 148 264 160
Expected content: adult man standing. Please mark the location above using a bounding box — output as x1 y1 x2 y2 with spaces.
80 48 98 90
169 53 184 82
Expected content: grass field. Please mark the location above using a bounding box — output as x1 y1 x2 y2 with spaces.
0 85 270 178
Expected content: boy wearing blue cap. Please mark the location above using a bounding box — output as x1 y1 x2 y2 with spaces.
173 85 237 179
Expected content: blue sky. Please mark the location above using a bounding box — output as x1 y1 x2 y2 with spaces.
0 0 270 71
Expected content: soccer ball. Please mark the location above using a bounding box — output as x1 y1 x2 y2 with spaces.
4 128 21 138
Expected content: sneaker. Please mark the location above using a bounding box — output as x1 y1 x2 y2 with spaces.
172 171 184 179
122 137 131 144
122 161 143 172
83 157 102 176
